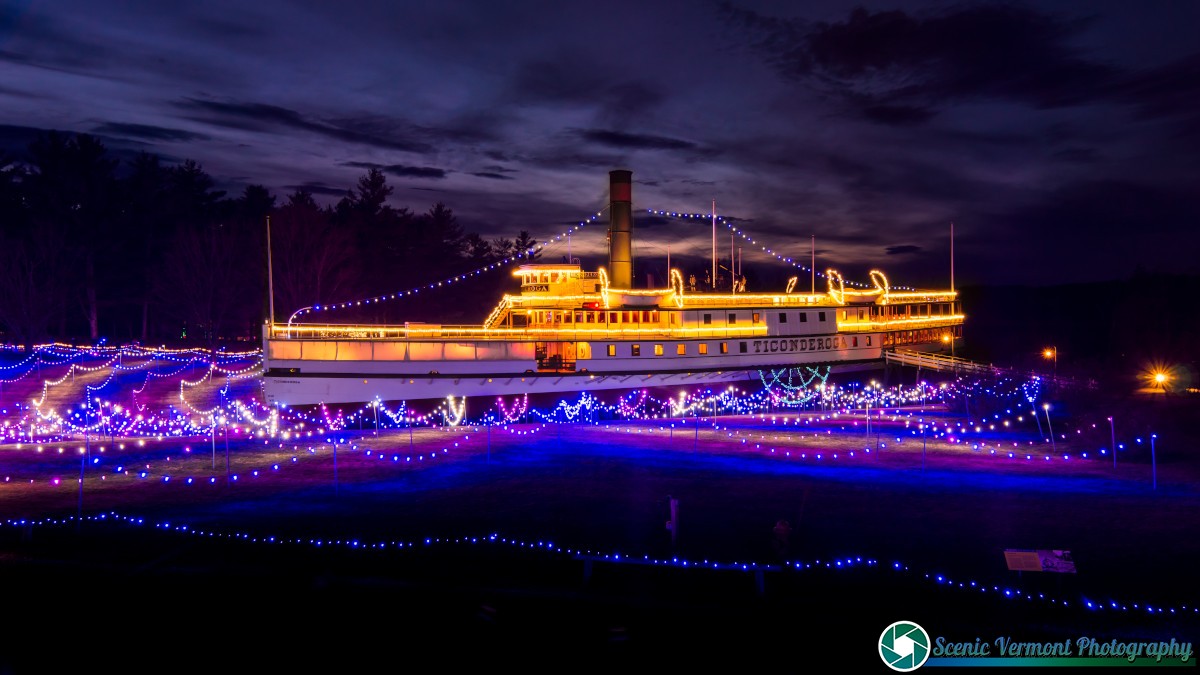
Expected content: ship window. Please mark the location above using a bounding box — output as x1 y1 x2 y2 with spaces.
607 344 615 357
818 311 827 322
642 311 651 323
728 313 736 324
739 341 747 353
631 344 641 356
852 336 858 347
677 344 686 355
753 312 761 323
651 311 659 322
698 343 708 355
608 312 618 323
799 312 808 323
840 310 847 320
575 311 584 323
866 336 872 346
778 312 787 323
703 313 712 325
720 342 729 354
654 344 663 356
858 309 865 320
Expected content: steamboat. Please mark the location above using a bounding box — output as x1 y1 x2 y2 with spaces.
262 170 963 408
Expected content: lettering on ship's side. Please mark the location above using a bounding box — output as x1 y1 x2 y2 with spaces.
523 284 550 292
751 336 850 353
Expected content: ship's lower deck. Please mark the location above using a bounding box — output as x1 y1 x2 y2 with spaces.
261 354 901 409
260 329 910 407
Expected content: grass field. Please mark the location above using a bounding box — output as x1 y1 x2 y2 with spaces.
0 348 1196 671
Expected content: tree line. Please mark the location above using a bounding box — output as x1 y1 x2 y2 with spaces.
0 132 539 351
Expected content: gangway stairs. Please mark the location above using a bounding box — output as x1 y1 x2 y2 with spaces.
884 348 1002 376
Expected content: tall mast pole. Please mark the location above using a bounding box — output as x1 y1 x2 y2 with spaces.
711 200 717 292
811 235 815 294
950 221 956 359
731 232 735 293
266 215 276 325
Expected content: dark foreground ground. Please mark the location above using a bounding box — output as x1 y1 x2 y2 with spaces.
1 393 1198 674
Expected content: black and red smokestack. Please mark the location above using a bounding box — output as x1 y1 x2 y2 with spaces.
608 169 633 288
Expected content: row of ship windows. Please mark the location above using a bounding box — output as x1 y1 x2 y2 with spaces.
605 335 872 357
702 311 827 325
529 310 829 325
529 305 951 326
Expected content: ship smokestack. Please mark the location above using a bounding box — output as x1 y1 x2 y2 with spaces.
608 169 633 288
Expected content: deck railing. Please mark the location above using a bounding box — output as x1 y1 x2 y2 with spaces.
269 323 771 341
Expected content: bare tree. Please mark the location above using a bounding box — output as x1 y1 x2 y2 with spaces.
0 226 68 351
273 191 356 320
152 222 245 350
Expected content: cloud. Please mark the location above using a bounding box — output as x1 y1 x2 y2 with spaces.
722 2 1117 123
1110 52 1200 123
177 98 434 153
576 129 697 151
860 104 935 126
505 55 665 127
471 172 514 180
0 8 112 76
282 182 349 198
885 245 921 255
340 161 446 179
92 122 210 142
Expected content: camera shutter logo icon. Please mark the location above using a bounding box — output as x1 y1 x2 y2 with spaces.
879 620 930 671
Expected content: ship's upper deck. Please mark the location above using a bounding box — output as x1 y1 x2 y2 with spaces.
267 264 962 341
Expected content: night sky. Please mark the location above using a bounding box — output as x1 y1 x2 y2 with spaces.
2 0 1197 288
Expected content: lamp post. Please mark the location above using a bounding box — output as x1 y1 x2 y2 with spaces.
1151 434 1157 491
921 420 926 472
1043 403 1055 453
1043 347 1057 392
865 385 871 449
1108 416 1116 469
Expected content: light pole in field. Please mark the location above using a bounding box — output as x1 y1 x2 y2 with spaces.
1151 434 1157 491
1043 403 1055 454
1043 347 1057 392
1108 416 1116 469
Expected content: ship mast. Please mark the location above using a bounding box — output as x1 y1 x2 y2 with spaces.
266 215 275 325
711 200 717 292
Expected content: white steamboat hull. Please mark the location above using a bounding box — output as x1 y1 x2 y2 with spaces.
265 338 892 408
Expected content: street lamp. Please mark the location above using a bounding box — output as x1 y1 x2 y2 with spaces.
1043 347 1057 390
1043 402 1055 453
1108 416 1116 469
864 384 871 448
